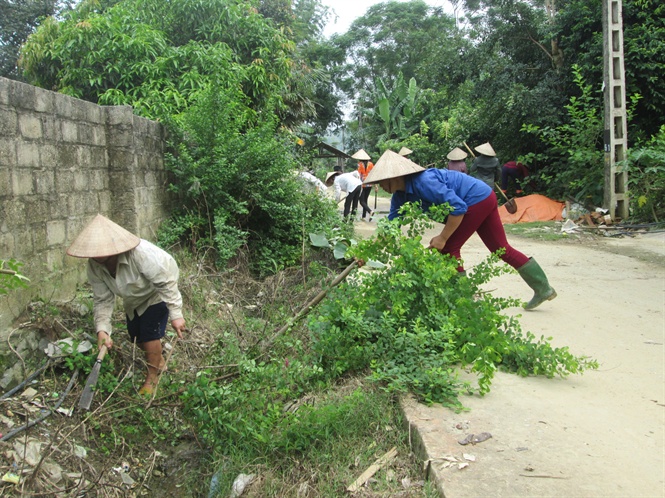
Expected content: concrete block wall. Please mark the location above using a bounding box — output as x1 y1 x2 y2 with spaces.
0 77 171 333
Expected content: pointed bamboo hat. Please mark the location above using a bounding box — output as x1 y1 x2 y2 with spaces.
325 170 341 185
66 214 140 258
446 147 467 160
474 142 496 157
363 150 425 184
351 149 371 161
398 147 413 156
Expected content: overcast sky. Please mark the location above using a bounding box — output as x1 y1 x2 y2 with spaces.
320 0 453 37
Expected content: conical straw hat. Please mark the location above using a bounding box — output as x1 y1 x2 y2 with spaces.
351 149 371 161
474 142 496 156
66 214 140 258
325 171 340 185
446 147 467 160
363 150 425 184
398 147 413 156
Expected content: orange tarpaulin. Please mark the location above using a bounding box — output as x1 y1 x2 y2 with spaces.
498 194 565 224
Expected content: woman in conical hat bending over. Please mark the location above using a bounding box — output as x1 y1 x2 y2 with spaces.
67 214 187 394
363 151 557 310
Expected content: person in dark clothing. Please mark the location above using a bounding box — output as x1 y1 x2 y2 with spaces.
501 161 530 196
470 142 501 188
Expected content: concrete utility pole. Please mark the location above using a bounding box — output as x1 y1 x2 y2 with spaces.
602 0 629 220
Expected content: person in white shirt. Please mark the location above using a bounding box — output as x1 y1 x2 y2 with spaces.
325 170 374 221
297 170 328 196
67 214 187 395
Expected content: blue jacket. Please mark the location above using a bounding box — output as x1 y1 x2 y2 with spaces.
388 169 492 220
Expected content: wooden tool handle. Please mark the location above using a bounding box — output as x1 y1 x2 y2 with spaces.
494 183 510 202
463 141 476 158
96 344 108 362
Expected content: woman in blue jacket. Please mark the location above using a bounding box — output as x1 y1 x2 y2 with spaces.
364 150 557 310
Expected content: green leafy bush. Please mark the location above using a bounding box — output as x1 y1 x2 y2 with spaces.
621 125 665 222
19 0 294 117
310 204 597 406
0 259 29 296
160 86 343 275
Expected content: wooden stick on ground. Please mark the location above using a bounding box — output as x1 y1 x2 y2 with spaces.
261 260 358 351
0 369 79 442
347 446 398 493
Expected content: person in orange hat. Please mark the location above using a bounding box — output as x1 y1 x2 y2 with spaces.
67 214 187 395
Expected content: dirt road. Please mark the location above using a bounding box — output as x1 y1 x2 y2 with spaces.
355 198 665 497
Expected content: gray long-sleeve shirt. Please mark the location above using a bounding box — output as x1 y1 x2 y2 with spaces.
470 155 501 188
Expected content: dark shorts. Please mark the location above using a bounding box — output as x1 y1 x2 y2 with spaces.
126 302 168 344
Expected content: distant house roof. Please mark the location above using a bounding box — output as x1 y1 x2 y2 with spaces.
315 142 352 159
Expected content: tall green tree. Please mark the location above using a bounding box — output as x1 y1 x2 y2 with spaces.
18 0 344 272
294 38 345 136
554 0 665 143
437 0 568 160
19 0 297 119
255 0 343 132
358 72 426 146
0 0 67 79
333 1 457 102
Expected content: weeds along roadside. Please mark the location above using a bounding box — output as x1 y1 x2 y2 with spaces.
1 209 596 496
0 250 438 496
170 247 440 496
167 207 597 495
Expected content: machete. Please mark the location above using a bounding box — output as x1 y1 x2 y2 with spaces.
78 344 107 410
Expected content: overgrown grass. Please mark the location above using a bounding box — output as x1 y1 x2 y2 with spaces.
156 245 437 497
169 245 439 496
204 381 439 497
15 250 434 496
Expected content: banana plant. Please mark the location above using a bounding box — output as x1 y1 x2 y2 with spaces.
375 72 422 142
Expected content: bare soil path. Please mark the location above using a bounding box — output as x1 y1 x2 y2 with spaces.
355 198 665 497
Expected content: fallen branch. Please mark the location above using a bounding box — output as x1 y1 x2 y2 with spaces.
7 327 27 382
261 260 357 351
139 450 159 491
0 268 21 275
347 446 398 492
24 426 63 489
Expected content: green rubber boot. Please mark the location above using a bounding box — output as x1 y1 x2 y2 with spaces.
517 258 557 310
